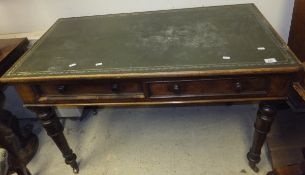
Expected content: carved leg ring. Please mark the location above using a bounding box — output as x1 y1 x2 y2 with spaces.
31 107 79 173
247 102 276 172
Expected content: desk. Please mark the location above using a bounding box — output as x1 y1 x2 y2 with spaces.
0 4 303 174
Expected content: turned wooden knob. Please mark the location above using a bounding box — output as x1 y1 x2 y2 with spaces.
173 84 181 94
234 81 243 92
111 83 120 93
57 85 66 94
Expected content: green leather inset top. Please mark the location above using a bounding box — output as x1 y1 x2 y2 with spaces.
3 4 300 79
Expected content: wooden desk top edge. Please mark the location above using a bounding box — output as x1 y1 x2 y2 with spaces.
0 65 302 83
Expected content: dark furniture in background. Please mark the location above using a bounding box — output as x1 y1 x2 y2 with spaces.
0 4 304 174
289 0 305 98
267 0 305 175
0 38 38 175
267 109 305 175
288 0 305 62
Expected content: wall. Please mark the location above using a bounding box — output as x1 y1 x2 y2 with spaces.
0 0 295 41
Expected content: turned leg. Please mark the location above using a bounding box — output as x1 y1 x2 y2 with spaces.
247 102 277 172
29 107 79 173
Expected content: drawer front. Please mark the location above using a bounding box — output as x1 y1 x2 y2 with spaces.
36 81 143 100
147 77 269 98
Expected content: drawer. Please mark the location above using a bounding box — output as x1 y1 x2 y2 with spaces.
147 77 269 98
35 81 144 100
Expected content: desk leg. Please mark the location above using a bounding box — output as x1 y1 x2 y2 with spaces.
247 102 276 172
29 107 79 174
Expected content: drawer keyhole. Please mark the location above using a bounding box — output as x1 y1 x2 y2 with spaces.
234 82 243 92
57 85 66 94
173 84 181 94
111 83 120 93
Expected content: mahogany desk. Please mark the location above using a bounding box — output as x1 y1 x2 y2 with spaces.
1 4 303 174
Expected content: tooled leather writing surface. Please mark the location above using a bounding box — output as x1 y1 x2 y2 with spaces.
3 4 300 78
